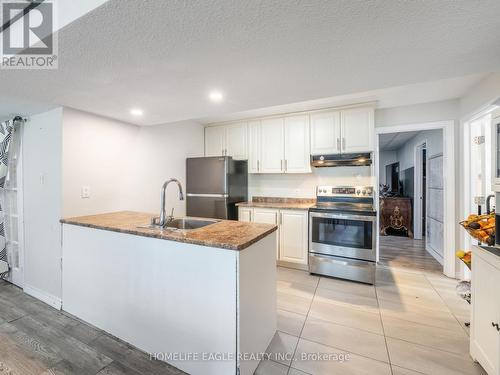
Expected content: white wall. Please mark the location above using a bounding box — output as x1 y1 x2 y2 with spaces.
123 121 205 215
460 72 500 119
375 99 459 127
62 109 205 217
249 167 373 199
23 108 63 306
378 151 398 186
62 108 140 217
396 129 443 171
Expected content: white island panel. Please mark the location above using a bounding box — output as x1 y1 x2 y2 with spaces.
62 225 238 375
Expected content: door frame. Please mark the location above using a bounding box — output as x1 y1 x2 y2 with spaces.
375 120 455 278
8 123 24 287
413 141 427 241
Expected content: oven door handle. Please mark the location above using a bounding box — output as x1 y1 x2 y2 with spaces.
309 211 376 222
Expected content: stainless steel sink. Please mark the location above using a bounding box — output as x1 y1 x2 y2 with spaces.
165 218 220 230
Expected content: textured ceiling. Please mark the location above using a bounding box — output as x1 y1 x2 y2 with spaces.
0 0 500 125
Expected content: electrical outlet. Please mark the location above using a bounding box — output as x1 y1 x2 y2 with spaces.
81 186 91 199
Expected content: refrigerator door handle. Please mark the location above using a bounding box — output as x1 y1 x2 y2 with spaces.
186 193 229 198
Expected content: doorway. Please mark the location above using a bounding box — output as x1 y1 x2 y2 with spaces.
376 121 455 277
414 142 427 240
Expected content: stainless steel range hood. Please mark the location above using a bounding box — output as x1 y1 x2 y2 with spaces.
311 153 372 168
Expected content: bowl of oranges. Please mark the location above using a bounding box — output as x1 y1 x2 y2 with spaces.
459 213 495 246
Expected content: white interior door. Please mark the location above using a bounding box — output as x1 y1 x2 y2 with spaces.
426 154 444 264
413 143 426 240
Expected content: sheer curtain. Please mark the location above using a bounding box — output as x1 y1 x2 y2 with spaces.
0 117 23 279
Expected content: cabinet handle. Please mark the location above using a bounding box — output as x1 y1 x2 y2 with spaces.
337 138 341 151
281 159 283 171
285 160 288 172
257 160 260 172
342 138 346 150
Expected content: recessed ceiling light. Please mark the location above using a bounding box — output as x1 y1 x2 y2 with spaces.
209 91 224 102
130 108 143 116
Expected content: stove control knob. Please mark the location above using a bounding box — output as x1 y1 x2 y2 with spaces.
362 189 367 195
356 189 361 195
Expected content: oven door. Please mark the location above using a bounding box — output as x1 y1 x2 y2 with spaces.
309 211 376 261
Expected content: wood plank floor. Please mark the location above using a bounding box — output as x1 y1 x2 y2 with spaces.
379 235 443 273
0 280 185 375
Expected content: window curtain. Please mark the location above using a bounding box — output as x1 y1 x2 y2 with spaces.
0 117 22 279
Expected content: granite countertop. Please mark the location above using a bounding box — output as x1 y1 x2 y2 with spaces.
236 197 315 210
60 211 277 251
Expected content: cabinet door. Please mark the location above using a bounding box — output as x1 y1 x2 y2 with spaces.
279 210 308 265
471 253 500 374
340 107 374 153
284 115 311 173
253 208 279 259
238 207 253 222
310 111 341 155
260 118 284 173
248 121 261 173
226 123 248 160
205 126 226 156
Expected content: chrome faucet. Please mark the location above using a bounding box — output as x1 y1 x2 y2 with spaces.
152 178 184 227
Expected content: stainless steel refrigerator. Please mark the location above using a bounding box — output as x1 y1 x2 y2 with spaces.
186 156 248 220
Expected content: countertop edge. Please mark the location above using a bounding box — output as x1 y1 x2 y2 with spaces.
477 245 500 259
60 218 278 251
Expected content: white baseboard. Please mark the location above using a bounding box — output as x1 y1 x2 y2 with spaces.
23 284 62 310
425 244 444 266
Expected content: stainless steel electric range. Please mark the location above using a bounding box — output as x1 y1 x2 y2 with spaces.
309 185 377 284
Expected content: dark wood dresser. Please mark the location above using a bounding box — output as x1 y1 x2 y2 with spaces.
380 197 413 238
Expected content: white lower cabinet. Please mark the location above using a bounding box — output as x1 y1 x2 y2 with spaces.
471 246 500 375
238 207 253 222
279 210 308 265
252 208 279 259
239 207 308 267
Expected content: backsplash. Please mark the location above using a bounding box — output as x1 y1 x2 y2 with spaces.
248 166 374 199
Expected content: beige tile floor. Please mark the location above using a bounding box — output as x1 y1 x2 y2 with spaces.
255 265 486 375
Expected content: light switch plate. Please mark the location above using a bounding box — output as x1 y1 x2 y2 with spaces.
81 186 91 199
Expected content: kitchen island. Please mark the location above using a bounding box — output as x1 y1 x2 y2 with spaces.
61 211 277 375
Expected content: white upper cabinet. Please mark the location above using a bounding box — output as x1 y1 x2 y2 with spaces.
205 126 226 157
225 123 248 160
340 107 374 153
248 120 261 173
284 115 311 173
260 118 284 173
204 123 248 159
206 105 374 171
310 111 341 155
